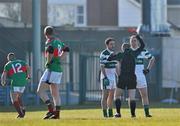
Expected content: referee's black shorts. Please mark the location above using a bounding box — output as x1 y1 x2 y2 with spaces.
117 74 137 89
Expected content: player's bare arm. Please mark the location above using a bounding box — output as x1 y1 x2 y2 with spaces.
26 65 31 79
147 56 155 70
60 46 70 60
100 65 107 77
1 71 7 86
46 45 54 66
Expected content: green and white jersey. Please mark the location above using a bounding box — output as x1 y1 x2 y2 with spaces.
45 38 65 72
100 49 117 80
135 49 152 65
135 49 153 74
3 60 28 87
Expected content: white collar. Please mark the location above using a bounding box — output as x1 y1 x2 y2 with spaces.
106 48 113 53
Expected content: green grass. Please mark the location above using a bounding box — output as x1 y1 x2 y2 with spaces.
1 104 180 126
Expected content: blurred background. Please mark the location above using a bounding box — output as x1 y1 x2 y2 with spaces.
0 0 180 106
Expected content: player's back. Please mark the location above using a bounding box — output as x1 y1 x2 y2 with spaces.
5 59 28 86
45 38 65 72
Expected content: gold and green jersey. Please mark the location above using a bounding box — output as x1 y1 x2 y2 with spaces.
3 60 28 87
45 38 65 72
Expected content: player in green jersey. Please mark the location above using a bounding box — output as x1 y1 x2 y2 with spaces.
37 26 69 119
1 53 30 118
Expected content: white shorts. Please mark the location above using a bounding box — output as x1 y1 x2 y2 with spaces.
39 69 62 85
11 86 25 93
100 79 116 90
136 73 147 89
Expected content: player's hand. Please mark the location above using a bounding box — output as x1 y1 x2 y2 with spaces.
143 69 149 75
45 60 53 68
45 62 50 68
26 75 31 80
62 46 70 52
1 81 6 86
103 76 110 86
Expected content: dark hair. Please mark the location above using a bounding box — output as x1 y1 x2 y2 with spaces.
105 37 115 45
44 26 54 36
7 52 15 61
121 43 130 51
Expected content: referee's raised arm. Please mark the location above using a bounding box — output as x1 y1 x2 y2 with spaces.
107 52 123 61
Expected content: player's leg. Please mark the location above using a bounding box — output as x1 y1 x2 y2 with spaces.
107 80 116 117
37 70 54 119
107 89 114 117
128 74 137 117
114 88 123 117
17 88 26 116
18 94 24 111
48 72 62 119
101 89 109 117
10 90 24 118
138 87 152 117
128 89 136 117
136 74 152 117
114 75 125 117
49 83 61 119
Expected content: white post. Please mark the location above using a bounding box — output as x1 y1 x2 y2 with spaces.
32 0 41 84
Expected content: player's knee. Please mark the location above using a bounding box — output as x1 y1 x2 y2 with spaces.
114 94 121 100
13 94 19 102
140 91 148 98
36 88 42 95
36 83 44 94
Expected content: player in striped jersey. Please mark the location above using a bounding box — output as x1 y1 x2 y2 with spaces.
99 37 117 117
130 35 155 117
1 53 30 118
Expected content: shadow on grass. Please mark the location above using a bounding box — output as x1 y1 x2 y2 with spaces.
1 102 180 112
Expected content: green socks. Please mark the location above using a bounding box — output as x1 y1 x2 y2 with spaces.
144 105 150 116
103 109 113 117
108 108 113 117
103 109 108 117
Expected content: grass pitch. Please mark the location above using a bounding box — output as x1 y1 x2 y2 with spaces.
1 103 180 126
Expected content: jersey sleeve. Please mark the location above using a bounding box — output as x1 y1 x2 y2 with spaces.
143 50 153 60
61 42 65 48
46 45 54 54
3 64 8 72
100 52 108 65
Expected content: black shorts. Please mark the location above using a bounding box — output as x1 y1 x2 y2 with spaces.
117 74 137 89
